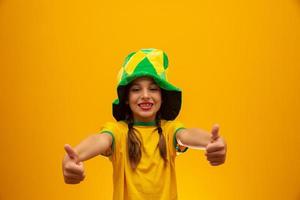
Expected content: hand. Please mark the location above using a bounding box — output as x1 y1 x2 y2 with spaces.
62 144 85 184
205 124 227 166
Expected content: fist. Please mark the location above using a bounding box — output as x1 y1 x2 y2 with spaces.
62 144 85 184
205 124 227 166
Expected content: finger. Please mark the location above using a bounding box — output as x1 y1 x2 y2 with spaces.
207 157 225 163
64 144 79 163
206 153 224 160
64 178 82 184
64 162 85 175
64 171 85 180
205 150 226 158
211 124 220 141
210 162 222 166
206 143 225 153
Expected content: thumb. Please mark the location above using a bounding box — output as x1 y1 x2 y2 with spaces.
64 144 79 163
211 124 220 142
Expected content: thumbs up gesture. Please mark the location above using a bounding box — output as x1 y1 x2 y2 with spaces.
205 124 227 166
62 144 85 184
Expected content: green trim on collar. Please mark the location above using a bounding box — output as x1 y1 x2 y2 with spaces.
133 121 156 126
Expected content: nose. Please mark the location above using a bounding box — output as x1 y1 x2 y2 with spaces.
141 88 150 99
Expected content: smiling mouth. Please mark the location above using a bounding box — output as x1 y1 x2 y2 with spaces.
138 103 153 110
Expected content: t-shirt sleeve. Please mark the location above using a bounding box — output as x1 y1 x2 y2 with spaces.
167 120 188 157
99 122 117 157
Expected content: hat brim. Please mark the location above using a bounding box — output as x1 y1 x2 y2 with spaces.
112 72 181 121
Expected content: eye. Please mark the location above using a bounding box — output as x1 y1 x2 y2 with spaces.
149 86 160 91
130 87 140 92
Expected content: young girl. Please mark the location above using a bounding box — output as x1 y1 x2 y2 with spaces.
62 48 227 200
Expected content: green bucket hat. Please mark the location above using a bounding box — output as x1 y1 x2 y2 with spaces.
112 48 182 121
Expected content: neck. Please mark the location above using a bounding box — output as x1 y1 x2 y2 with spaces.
133 115 156 123
133 121 156 126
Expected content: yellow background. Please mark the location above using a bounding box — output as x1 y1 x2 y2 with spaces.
0 0 299 199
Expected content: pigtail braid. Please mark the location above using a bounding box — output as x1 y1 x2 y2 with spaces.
126 115 142 169
156 114 168 163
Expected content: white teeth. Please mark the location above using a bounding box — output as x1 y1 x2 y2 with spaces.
139 103 153 108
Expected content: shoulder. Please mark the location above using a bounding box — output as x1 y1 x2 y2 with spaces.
161 120 188 155
100 121 128 151
161 120 186 139
101 120 127 129
161 120 185 130
100 120 128 136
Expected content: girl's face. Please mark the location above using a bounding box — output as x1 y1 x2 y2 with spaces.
127 77 162 122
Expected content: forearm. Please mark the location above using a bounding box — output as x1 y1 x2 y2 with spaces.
177 128 212 149
73 133 112 162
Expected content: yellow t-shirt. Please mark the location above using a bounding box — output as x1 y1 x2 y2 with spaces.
100 120 187 200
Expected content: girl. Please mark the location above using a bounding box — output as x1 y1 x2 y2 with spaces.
62 48 227 200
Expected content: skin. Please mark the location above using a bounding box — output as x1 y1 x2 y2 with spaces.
127 77 162 122
176 125 227 166
62 76 227 184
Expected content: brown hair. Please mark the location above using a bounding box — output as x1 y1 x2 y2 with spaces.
126 113 167 169
124 85 168 169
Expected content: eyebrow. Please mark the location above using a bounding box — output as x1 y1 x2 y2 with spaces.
130 82 157 87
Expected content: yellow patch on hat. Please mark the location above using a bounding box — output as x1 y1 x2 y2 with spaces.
123 51 146 75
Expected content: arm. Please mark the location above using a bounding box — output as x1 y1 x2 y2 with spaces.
176 128 212 150
176 125 227 166
73 133 113 162
62 133 113 184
